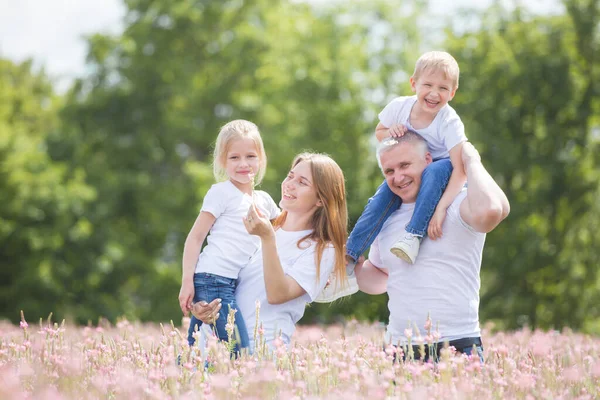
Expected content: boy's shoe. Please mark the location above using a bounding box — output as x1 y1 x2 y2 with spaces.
314 269 359 303
390 233 421 264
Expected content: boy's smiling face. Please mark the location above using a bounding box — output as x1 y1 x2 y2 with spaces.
410 69 457 117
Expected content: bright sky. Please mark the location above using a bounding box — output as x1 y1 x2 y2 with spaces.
0 0 561 92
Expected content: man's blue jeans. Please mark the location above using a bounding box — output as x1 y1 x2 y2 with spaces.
346 158 453 262
187 272 249 354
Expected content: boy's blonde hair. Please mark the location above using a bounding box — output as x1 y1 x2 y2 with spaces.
412 51 460 89
213 119 267 184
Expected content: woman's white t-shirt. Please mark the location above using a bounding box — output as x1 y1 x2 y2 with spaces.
236 228 335 350
195 180 279 279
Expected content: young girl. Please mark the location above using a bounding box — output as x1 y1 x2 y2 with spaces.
178 120 279 353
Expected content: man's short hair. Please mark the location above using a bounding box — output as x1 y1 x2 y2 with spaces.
376 131 429 171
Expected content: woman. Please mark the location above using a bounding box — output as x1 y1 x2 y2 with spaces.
192 152 348 351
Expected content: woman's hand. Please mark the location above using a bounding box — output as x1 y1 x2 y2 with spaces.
178 281 195 316
191 299 222 324
244 203 275 240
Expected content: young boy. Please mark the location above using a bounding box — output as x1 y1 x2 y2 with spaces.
316 51 467 303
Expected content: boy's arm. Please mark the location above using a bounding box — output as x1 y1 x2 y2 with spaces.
375 122 408 142
178 211 216 316
428 141 467 240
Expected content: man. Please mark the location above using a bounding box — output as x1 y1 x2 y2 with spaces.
355 131 510 360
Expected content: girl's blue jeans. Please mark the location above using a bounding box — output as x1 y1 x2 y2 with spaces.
187 272 249 354
346 158 453 262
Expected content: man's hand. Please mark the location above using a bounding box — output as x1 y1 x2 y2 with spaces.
388 124 408 138
462 142 481 168
428 207 447 240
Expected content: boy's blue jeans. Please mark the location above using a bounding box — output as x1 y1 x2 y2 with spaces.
187 272 249 354
346 158 453 262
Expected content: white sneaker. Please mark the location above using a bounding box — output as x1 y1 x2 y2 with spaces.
314 269 359 303
390 233 421 264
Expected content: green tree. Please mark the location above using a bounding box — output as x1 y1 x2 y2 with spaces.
53 0 424 323
446 0 600 332
0 59 95 322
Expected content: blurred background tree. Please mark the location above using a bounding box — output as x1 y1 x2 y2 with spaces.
1 0 598 333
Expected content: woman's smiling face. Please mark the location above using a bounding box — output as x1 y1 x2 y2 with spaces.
280 160 321 215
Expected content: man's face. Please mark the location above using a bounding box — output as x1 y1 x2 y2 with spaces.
380 142 432 203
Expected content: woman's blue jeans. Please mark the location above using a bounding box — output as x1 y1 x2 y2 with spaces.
346 158 453 262
187 272 249 354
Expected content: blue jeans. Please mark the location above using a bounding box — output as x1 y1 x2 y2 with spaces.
346 158 453 262
187 272 249 354
393 337 485 363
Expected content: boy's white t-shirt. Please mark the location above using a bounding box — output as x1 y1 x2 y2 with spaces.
236 228 335 350
195 180 280 279
368 190 486 345
378 95 467 159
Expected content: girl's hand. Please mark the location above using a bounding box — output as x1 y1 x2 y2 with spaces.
244 203 275 240
191 299 222 324
178 281 195 316
428 208 447 240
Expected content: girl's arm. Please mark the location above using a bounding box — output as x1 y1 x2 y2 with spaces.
428 141 467 240
178 212 216 315
244 205 306 305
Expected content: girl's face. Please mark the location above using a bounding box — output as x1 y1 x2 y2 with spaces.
225 137 260 189
280 160 321 215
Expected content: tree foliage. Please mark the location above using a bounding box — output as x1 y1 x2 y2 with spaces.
446 0 600 331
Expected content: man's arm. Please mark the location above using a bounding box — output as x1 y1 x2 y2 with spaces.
354 258 388 295
459 142 510 233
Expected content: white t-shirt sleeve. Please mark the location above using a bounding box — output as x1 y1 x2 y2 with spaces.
378 97 411 128
286 245 336 301
367 236 384 269
200 184 227 218
441 111 467 152
258 191 280 220
446 190 480 235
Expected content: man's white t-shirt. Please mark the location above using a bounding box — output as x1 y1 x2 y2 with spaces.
236 228 335 351
378 95 467 159
195 180 280 279
368 190 486 345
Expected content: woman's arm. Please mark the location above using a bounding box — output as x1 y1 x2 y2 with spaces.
244 204 307 305
178 212 216 316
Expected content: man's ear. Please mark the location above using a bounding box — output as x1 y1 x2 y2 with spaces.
425 152 433 165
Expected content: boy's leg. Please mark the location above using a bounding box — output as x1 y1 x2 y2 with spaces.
346 180 402 262
390 159 453 263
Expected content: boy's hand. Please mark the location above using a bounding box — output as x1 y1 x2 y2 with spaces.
428 208 447 240
388 124 408 138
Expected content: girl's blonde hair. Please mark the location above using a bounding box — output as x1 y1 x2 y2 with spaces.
274 153 348 288
413 51 460 89
213 119 267 184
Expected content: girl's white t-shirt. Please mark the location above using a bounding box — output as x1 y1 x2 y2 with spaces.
378 95 467 159
195 180 280 279
236 228 335 351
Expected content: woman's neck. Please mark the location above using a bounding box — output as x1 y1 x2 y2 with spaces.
280 211 313 232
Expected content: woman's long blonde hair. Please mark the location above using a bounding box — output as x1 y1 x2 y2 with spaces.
274 153 348 287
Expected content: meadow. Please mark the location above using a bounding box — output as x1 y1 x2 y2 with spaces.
1 313 599 399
